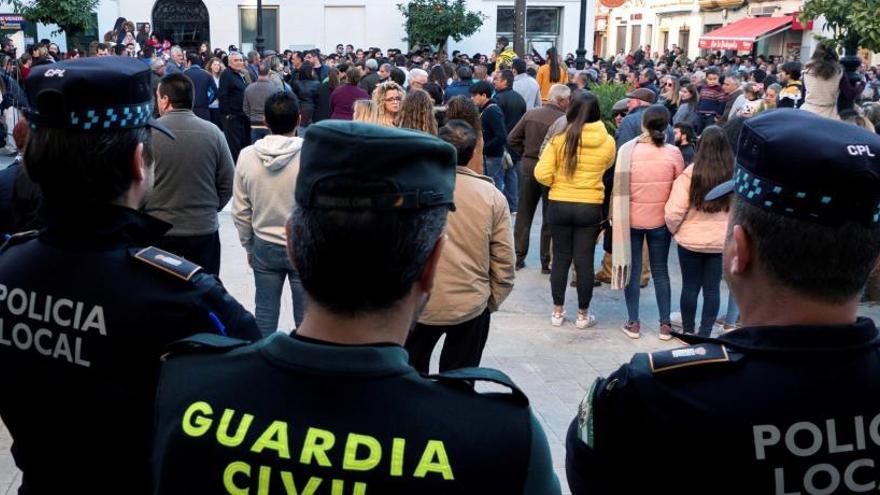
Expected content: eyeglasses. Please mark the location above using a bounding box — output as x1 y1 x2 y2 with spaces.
665 82 675 87
385 96 402 102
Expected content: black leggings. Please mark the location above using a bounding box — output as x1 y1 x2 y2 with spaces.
547 201 603 310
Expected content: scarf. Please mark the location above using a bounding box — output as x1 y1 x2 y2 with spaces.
610 135 644 290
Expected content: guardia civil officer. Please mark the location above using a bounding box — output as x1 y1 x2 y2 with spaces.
152 121 561 494
565 109 880 494
0 57 261 494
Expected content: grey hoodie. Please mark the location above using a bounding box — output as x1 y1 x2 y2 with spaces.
232 134 304 251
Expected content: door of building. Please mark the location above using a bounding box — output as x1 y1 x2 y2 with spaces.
152 0 210 52
616 25 626 54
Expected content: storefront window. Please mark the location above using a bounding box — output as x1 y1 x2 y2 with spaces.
240 6 278 53
496 7 562 55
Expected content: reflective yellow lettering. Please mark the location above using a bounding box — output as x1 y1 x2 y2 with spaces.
257 465 271 495
182 401 214 437
300 427 335 467
352 482 367 495
223 461 251 495
216 409 254 447
413 440 454 480
390 438 405 476
343 433 382 472
331 479 344 495
251 420 291 459
280 473 322 495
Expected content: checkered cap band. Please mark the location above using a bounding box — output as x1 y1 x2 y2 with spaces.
29 102 154 132
734 166 880 225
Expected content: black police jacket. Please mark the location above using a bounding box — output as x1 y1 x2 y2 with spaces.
565 318 880 494
0 205 260 494
153 332 561 494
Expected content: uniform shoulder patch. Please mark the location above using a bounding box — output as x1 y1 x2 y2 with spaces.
0 230 39 252
131 246 202 281
429 367 529 406
648 343 732 374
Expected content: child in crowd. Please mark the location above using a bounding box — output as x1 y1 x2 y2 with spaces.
696 68 726 131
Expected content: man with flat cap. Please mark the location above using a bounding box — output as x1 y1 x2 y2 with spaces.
152 121 560 494
0 57 260 494
565 109 880 494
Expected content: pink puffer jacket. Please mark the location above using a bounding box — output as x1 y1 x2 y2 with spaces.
664 165 730 253
629 142 684 229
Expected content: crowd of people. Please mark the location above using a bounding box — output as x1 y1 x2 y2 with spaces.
0 13 880 494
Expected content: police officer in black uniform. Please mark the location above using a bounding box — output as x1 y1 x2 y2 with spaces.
0 57 261 494
152 121 561 494
565 109 880 494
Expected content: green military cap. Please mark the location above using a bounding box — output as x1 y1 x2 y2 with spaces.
295 120 457 211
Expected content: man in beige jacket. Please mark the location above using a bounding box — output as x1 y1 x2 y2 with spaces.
405 119 516 373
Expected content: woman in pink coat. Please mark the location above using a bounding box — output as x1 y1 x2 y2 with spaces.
664 126 733 336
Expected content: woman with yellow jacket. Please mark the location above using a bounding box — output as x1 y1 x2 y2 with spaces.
535 93 616 328
537 47 569 103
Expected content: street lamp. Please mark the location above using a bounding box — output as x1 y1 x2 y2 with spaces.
255 0 265 55
574 0 588 69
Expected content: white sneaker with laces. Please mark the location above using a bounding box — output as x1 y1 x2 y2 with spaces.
551 312 565 327
576 312 596 329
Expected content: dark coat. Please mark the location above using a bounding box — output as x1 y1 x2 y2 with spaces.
444 80 474 103
313 81 334 123
218 69 247 117
494 87 527 160
184 66 218 121
294 79 321 125
480 100 507 158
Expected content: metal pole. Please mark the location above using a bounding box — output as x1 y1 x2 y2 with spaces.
574 0 587 69
255 0 265 54
513 0 527 59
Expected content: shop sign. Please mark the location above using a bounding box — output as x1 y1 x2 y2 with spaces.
0 15 25 31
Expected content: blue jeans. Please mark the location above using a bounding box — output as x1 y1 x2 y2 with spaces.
624 227 672 324
677 246 723 336
503 161 520 213
724 291 740 326
252 236 306 336
484 155 505 195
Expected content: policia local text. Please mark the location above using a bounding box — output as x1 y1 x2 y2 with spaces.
0 284 106 367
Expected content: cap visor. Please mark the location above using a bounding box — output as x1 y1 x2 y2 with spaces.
705 180 734 201
148 118 176 140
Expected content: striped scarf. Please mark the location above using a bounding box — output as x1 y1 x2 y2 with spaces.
610 136 644 290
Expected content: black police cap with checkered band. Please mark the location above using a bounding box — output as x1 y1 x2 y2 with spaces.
707 109 880 226
24 56 174 139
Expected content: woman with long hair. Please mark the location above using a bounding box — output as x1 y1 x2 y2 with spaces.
802 43 845 119
352 99 377 123
445 95 484 174
424 65 447 106
294 62 320 126
396 89 438 135
673 83 701 134
206 57 226 129
612 105 684 340
664 126 733 336
659 76 680 115
535 93 616 328
314 67 340 123
371 81 405 127
537 47 569 103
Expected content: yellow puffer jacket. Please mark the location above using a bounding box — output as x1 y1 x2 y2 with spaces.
534 120 616 204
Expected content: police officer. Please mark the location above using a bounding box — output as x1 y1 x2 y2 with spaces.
565 109 880 494
0 57 261 494
152 121 561 494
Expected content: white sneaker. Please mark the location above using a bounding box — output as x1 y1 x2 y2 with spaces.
576 311 597 329
551 312 565 327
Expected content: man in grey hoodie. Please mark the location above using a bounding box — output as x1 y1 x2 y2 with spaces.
233 91 306 334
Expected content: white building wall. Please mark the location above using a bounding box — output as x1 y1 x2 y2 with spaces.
100 0 592 58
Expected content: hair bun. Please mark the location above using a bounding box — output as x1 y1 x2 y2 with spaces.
650 129 665 146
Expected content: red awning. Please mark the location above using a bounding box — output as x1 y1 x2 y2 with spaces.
699 15 795 52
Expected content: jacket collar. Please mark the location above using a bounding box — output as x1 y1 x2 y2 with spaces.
40 204 171 249
260 332 413 377
714 317 880 354
456 166 494 184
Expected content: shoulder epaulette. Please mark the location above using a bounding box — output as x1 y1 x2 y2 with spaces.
648 343 737 374
162 333 250 360
130 246 202 281
0 230 39 252
429 367 529 406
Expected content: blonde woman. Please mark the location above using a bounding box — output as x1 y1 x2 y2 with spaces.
659 77 680 115
371 81 405 127
352 99 377 123
206 57 226 128
396 89 438 135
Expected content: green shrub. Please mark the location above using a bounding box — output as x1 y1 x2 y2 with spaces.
588 82 629 136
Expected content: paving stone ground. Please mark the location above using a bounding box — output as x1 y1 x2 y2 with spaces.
2 206 879 494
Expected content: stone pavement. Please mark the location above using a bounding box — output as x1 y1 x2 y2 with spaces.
2 207 879 494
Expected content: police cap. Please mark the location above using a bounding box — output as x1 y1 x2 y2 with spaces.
707 109 880 226
295 120 457 211
24 56 174 139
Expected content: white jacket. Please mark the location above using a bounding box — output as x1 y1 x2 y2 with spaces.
232 134 303 251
